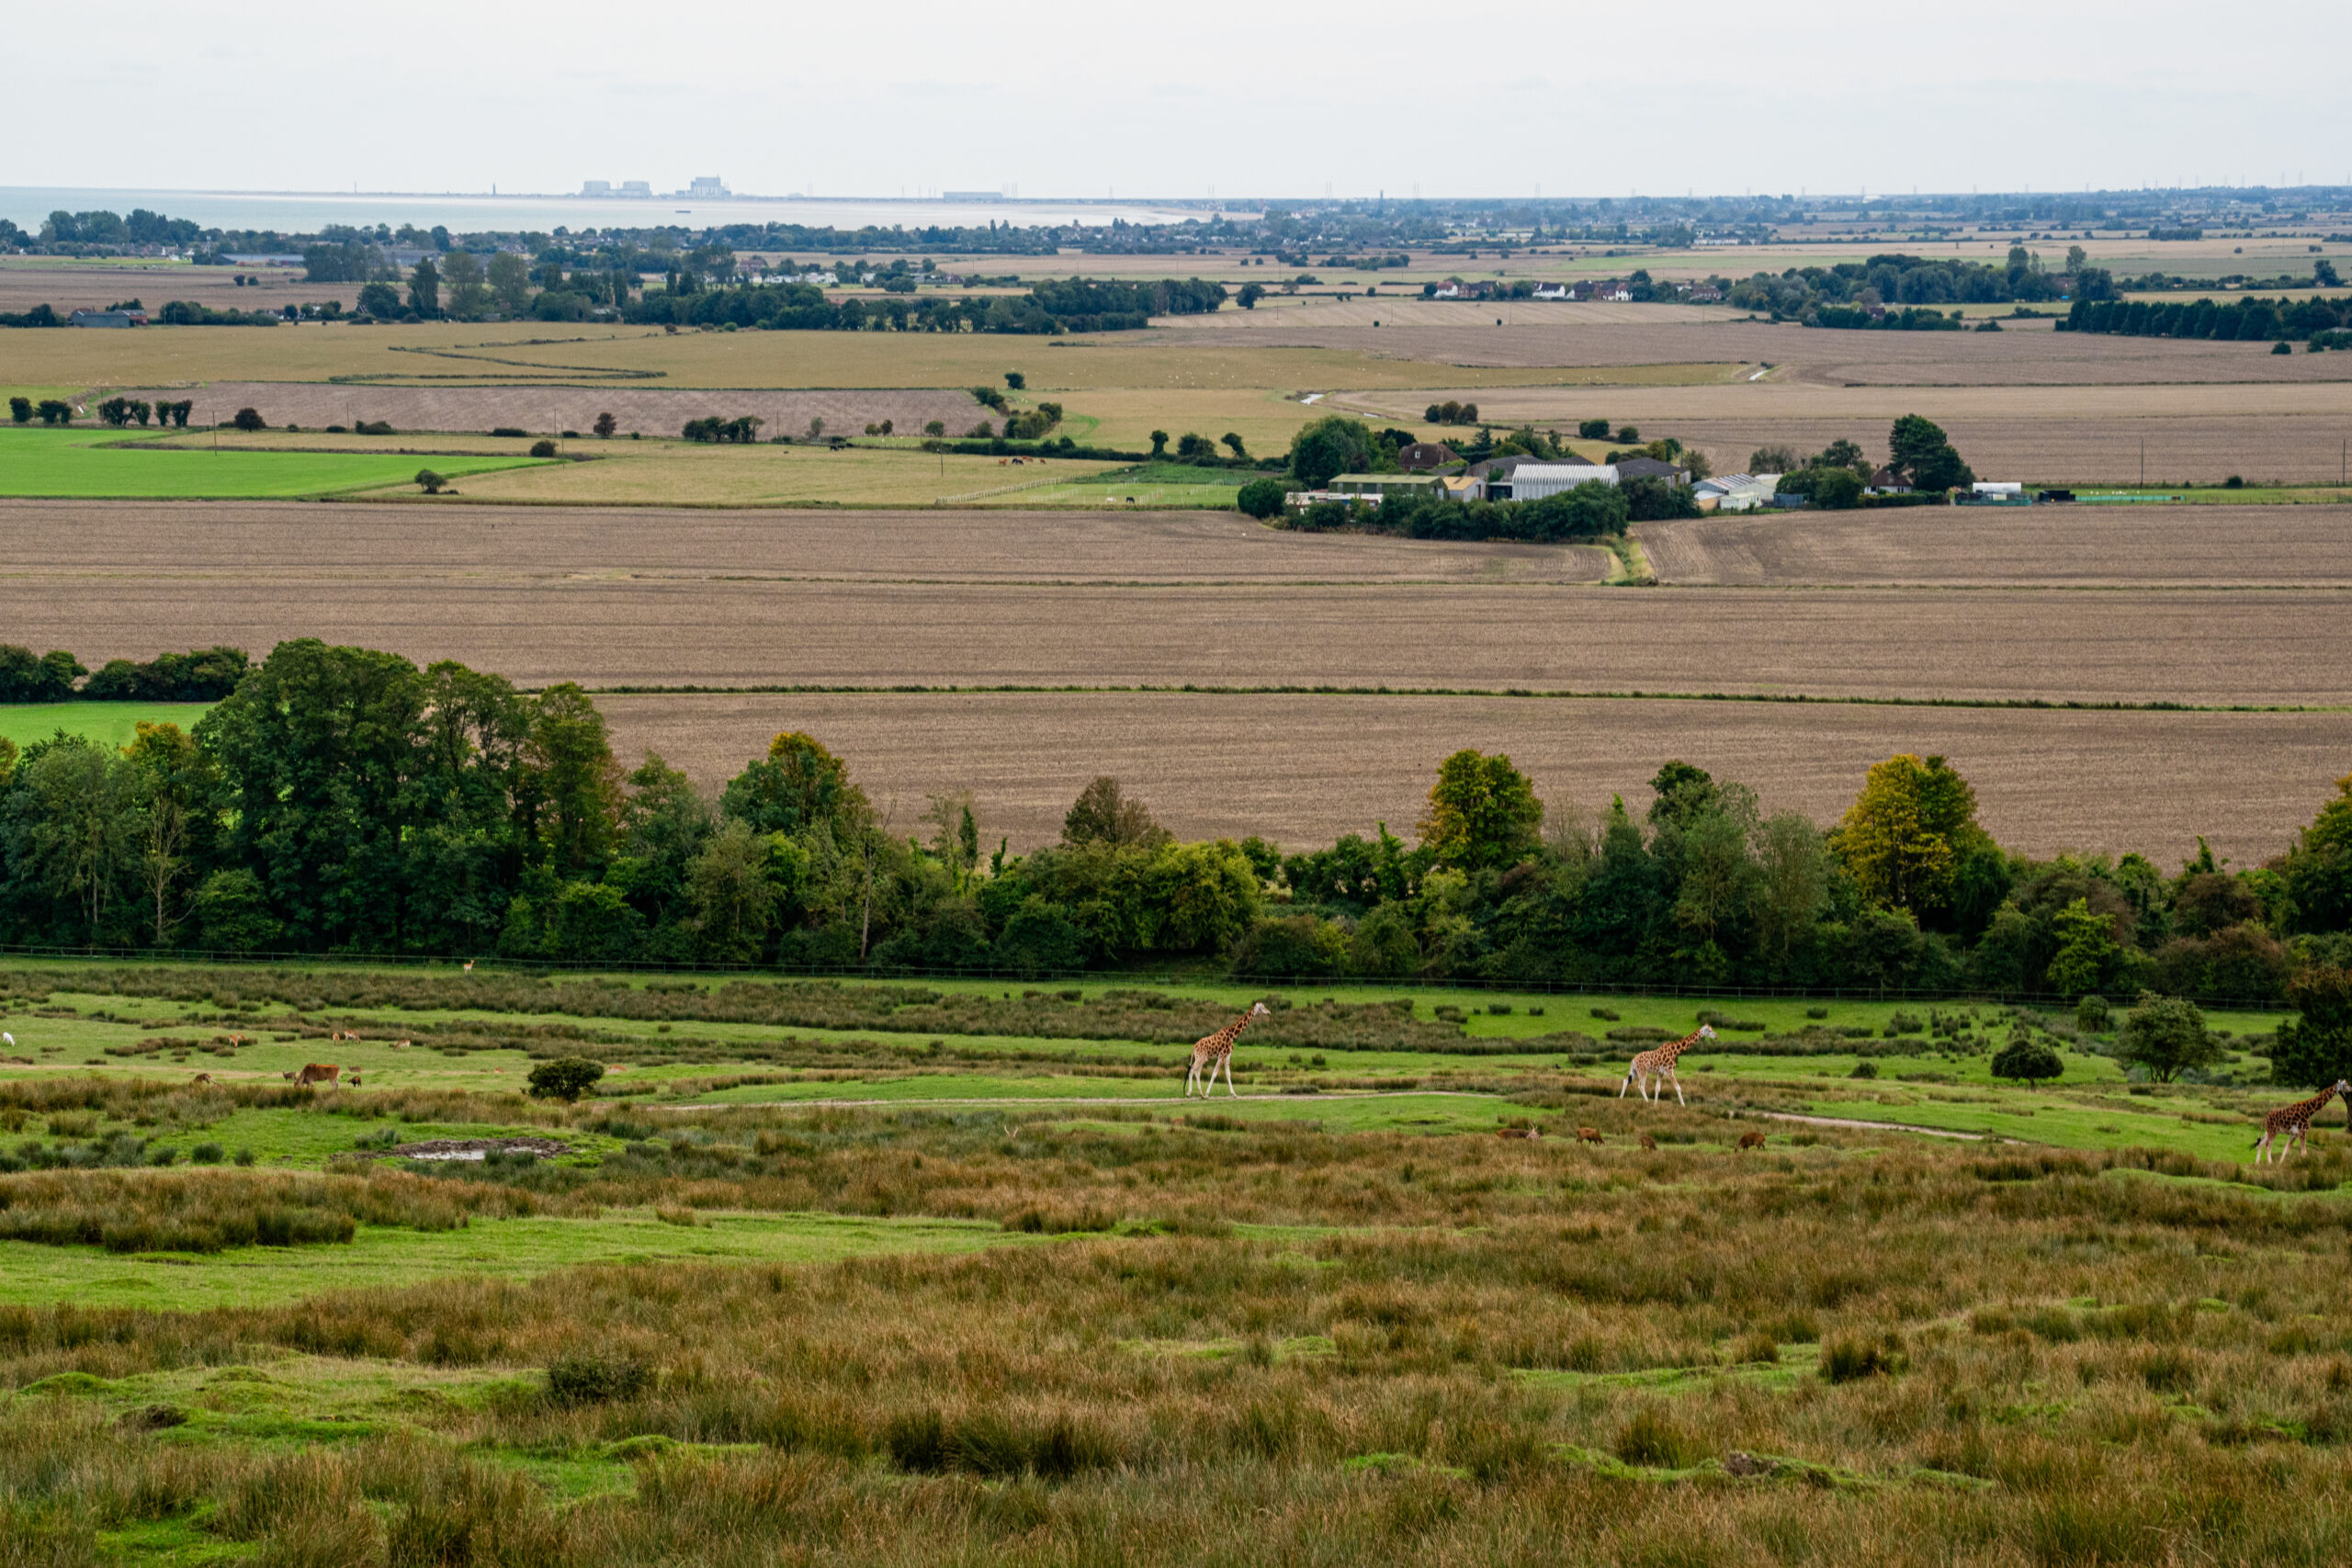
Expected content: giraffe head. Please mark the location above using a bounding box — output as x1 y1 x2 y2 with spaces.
2336 1079 2352 1097
1697 1024 1716 1041
1249 1002 1271 1018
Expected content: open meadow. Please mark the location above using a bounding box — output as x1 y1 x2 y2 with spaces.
5 960 2351 1565
0 428 545 500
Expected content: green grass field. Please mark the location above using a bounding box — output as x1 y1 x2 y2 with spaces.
0 701 215 752
0 427 546 499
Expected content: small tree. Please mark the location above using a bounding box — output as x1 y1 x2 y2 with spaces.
1004 371 1024 390
923 420 945 437
1235 478 1286 519
1992 1032 2064 1088
1222 433 1249 460
529 439 557 458
593 411 617 439
414 469 448 494
2271 965 2352 1089
527 1056 606 1101
8 397 30 424
1238 282 1264 310
1614 425 1639 443
232 407 265 433
1149 429 1170 457
2076 994 2111 1032
1578 418 1611 439
807 416 825 441
2114 993 2222 1083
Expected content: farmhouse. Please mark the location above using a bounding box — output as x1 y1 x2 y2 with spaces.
1396 442 1459 472
1532 283 1570 300
1867 466 1912 495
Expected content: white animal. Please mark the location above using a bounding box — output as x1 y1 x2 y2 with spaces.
2 1032 13 1047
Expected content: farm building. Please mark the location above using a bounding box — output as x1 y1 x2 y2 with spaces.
1328 474 1445 500
1611 456 1690 485
1694 473 1781 513
1498 463 1618 502
1867 466 1912 495
66 310 143 328
1396 442 1459 472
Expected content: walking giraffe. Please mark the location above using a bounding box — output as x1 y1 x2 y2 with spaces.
2254 1079 2351 1163
1619 1024 1714 1106
1184 1002 1270 1098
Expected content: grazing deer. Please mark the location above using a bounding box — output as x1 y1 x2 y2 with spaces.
191 1073 212 1085
1637 1133 1658 1151
1739 1131 1767 1150
1576 1126 1602 1145
1496 1125 1541 1141
347 1073 362 1088
293 1063 340 1087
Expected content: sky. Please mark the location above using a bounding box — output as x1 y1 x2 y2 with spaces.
18 0 2351 202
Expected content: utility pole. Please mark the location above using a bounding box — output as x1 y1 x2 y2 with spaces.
2140 436 2145 487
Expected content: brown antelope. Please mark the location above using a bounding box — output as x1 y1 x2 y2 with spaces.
1496 1125 1541 1141
1637 1132 1658 1151
463 960 475 973
191 1073 212 1085
1576 1126 1602 1145
1739 1131 1767 1150
293 1063 340 1087
347 1073 362 1088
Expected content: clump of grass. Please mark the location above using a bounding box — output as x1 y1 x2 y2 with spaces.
547 1350 652 1405
1613 1406 1702 1468
1820 1334 1905 1383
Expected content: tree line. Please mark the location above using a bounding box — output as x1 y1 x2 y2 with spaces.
1730 248 2117 321
2060 294 2349 344
5 642 2346 1076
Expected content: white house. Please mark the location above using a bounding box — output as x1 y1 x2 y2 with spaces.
1430 282 1463 299
1532 283 1569 300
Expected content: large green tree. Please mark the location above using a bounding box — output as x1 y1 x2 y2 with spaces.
1887 413 1973 491
2113 992 2222 1083
2272 965 2352 1089
1836 753 1995 924
1288 415 1382 489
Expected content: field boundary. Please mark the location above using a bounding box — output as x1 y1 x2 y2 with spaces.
565 680 2352 715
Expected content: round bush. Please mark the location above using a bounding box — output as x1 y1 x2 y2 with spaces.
527 1056 606 1101
1234 478 1287 519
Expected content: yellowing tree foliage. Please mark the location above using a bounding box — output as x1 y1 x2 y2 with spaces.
1418 750 1544 872
1836 753 1985 915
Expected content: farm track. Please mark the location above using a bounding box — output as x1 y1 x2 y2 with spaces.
595 690 2352 864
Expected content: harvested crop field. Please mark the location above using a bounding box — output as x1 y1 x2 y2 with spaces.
5 536 2342 705
1207 306 2352 384
0 261 361 316
1638 504 2352 586
111 381 987 440
0 500 1606 584
596 690 2352 863
1340 380 2352 485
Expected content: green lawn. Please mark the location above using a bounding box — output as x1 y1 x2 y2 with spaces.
1001 461 1250 509
0 427 547 498
0 701 214 752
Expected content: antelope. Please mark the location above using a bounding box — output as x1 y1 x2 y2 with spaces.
1576 1126 1602 1145
1739 1131 1767 1150
293 1063 340 1087
1495 1125 1541 1141
1637 1133 1658 1151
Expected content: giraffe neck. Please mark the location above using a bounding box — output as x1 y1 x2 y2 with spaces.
1659 1028 1702 1064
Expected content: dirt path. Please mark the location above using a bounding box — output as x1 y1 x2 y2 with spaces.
1761 1111 1989 1140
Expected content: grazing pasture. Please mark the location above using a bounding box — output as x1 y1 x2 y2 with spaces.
0 962 2345 1564
595 690 2351 862
0 428 544 499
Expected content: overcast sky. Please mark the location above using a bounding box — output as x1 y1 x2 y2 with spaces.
19 0 2350 202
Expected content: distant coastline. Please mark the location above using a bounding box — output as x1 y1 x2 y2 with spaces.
0 186 1228 233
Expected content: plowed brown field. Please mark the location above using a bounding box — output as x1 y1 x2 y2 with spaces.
0 500 1604 584
1638 505 2352 586
4 530 2339 705
595 691 2352 864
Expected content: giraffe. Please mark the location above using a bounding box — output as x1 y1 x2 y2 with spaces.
2254 1079 2351 1163
1618 1024 1714 1106
1184 1002 1270 1098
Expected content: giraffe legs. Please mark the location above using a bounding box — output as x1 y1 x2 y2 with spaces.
1184 1056 1201 1097
1666 1068 1685 1107
1219 1054 1238 1098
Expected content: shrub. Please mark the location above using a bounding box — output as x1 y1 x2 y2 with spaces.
231 407 265 432
1235 478 1287 519
492 426 528 438
2272 341 2293 355
414 469 447 494
1849 1061 1879 1079
528 439 557 458
233 1148 255 1166
191 1142 224 1165
547 1350 651 1404
1992 1034 2064 1086
526 1056 605 1101
2076 994 2111 1032
1806 1007 1830 1020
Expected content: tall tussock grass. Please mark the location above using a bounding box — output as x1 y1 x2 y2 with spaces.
0 1167 548 1254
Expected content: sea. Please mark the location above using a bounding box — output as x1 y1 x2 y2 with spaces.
0 187 1216 235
